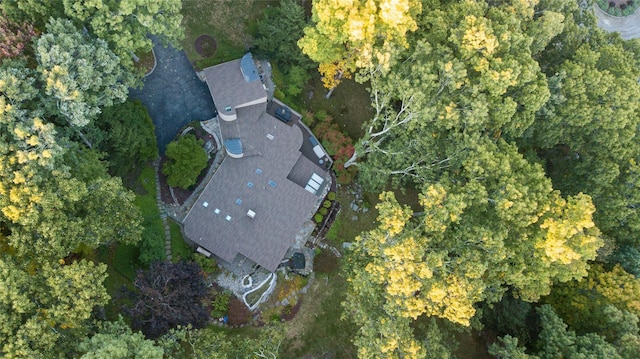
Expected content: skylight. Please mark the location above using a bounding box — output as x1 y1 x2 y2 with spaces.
268 180 277 188
247 181 254 188
236 198 243 205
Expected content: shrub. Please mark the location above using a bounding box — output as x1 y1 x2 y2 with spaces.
302 110 315 128
162 134 208 189
211 291 231 318
313 116 357 184
138 232 165 266
319 207 328 215
327 192 336 201
98 99 158 177
315 110 328 121
323 200 332 208
192 253 218 274
314 214 324 223
273 88 287 101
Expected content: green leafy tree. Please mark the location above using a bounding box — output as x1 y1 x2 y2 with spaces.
36 18 131 129
545 264 640 334
1 0 184 69
0 257 109 357
345 183 600 356
482 293 537 347
253 0 313 71
97 99 158 176
536 305 622 359
489 336 539 359
162 134 208 189
78 318 164 359
253 0 315 99
348 0 552 187
0 69 142 260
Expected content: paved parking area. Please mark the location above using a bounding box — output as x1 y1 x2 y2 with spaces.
129 37 217 153
594 5 640 40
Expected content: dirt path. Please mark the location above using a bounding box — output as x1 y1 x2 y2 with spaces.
594 4 640 39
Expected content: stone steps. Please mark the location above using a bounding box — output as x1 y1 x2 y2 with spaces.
153 158 173 261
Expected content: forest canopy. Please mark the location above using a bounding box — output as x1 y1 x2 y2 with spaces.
2 0 640 357
295 0 640 356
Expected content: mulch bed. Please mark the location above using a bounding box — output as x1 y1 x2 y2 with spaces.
134 50 155 75
158 124 217 206
194 34 217 58
280 300 303 322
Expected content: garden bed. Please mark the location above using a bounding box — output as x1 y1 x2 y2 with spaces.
243 273 276 310
596 0 639 16
194 34 217 57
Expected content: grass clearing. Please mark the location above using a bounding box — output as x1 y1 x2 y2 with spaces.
335 187 379 244
302 77 374 141
181 0 275 69
170 219 193 262
96 243 138 320
281 272 357 358
134 166 166 263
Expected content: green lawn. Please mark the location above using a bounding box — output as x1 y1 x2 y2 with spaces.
97 166 166 319
281 267 357 358
302 76 374 141
96 243 138 320
169 219 193 263
134 166 166 263
180 0 277 69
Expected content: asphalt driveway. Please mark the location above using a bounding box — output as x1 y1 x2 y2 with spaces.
129 38 217 153
594 5 640 40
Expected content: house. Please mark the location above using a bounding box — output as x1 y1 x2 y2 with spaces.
182 54 332 272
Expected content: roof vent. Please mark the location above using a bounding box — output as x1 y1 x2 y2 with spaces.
214 208 220 214
225 215 232 221
202 201 209 207
247 210 256 219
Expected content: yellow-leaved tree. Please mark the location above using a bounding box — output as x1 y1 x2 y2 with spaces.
345 176 601 356
298 0 422 94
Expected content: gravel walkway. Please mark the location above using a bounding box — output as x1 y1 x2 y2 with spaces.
594 5 640 40
129 36 217 153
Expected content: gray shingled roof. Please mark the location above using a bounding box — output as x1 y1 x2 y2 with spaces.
183 57 331 272
202 59 267 118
